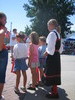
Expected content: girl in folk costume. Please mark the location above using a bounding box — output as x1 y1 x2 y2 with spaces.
0 12 8 100
43 19 63 99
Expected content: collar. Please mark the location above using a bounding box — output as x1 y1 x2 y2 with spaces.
51 29 57 32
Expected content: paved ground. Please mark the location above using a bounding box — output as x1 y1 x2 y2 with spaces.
3 53 75 100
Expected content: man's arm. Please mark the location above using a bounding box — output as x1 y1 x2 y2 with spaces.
0 27 7 51
0 27 7 34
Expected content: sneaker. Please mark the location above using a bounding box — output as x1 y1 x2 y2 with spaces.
27 86 36 91
35 84 39 87
20 86 26 92
14 88 20 94
0 95 5 100
29 84 38 88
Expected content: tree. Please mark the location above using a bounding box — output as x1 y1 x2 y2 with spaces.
24 25 32 36
23 0 75 38
19 31 25 34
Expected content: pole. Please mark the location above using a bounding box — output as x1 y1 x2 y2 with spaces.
10 22 12 33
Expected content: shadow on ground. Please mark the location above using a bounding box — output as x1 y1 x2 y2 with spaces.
17 86 70 100
14 92 26 100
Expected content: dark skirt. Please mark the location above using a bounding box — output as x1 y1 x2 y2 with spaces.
42 52 61 86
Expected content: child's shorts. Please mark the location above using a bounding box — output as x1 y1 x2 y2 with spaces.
30 62 39 68
14 58 28 71
38 58 46 69
0 49 8 83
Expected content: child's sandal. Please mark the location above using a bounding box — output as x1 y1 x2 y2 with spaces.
14 88 20 94
20 86 26 92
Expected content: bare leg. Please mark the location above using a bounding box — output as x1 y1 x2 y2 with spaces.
39 68 44 80
22 71 27 87
36 68 39 84
0 83 4 96
15 71 21 89
31 68 37 88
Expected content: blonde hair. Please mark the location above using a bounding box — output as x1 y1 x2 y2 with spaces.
30 31 39 45
57 25 61 33
47 19 58 28
39 36 46 43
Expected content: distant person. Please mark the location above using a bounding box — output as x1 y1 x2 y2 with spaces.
42 19 63 99
13 33 28 93
0 12 8 100
38 36 47 84
28 31 39 90
10 28 17 57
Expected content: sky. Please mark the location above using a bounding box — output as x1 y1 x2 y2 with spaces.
0 0 75 32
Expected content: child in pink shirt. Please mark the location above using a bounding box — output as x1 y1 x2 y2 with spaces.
28 31 39 90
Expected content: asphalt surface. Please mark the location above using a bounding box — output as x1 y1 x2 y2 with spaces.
3 54 75 100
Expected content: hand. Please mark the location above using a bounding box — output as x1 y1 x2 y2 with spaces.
11 57 14 64
0 27 7 34
44 51 48 56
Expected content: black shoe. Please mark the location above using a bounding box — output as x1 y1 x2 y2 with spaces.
45 93 59 99
35 84 39 87
27 86 36 91
29 84 38 88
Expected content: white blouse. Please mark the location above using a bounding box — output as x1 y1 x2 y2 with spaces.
13 43 28 59
46 29 63 55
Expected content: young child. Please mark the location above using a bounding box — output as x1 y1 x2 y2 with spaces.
0 12 8 100
43 19 63 99
38 36 46 84
13 33 28 93
28 31 39 90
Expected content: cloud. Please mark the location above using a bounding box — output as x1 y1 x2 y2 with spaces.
71 24 75 31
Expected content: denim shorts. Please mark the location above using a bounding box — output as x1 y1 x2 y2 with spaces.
0 49 8 83
14 58 28 71
38 58 46 68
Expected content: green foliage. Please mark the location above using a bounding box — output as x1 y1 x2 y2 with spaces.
71 30 75 33
24 25 32 36
23 0 75 38
19 31 25 34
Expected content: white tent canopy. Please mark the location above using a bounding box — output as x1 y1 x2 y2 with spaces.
66 34 75 41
